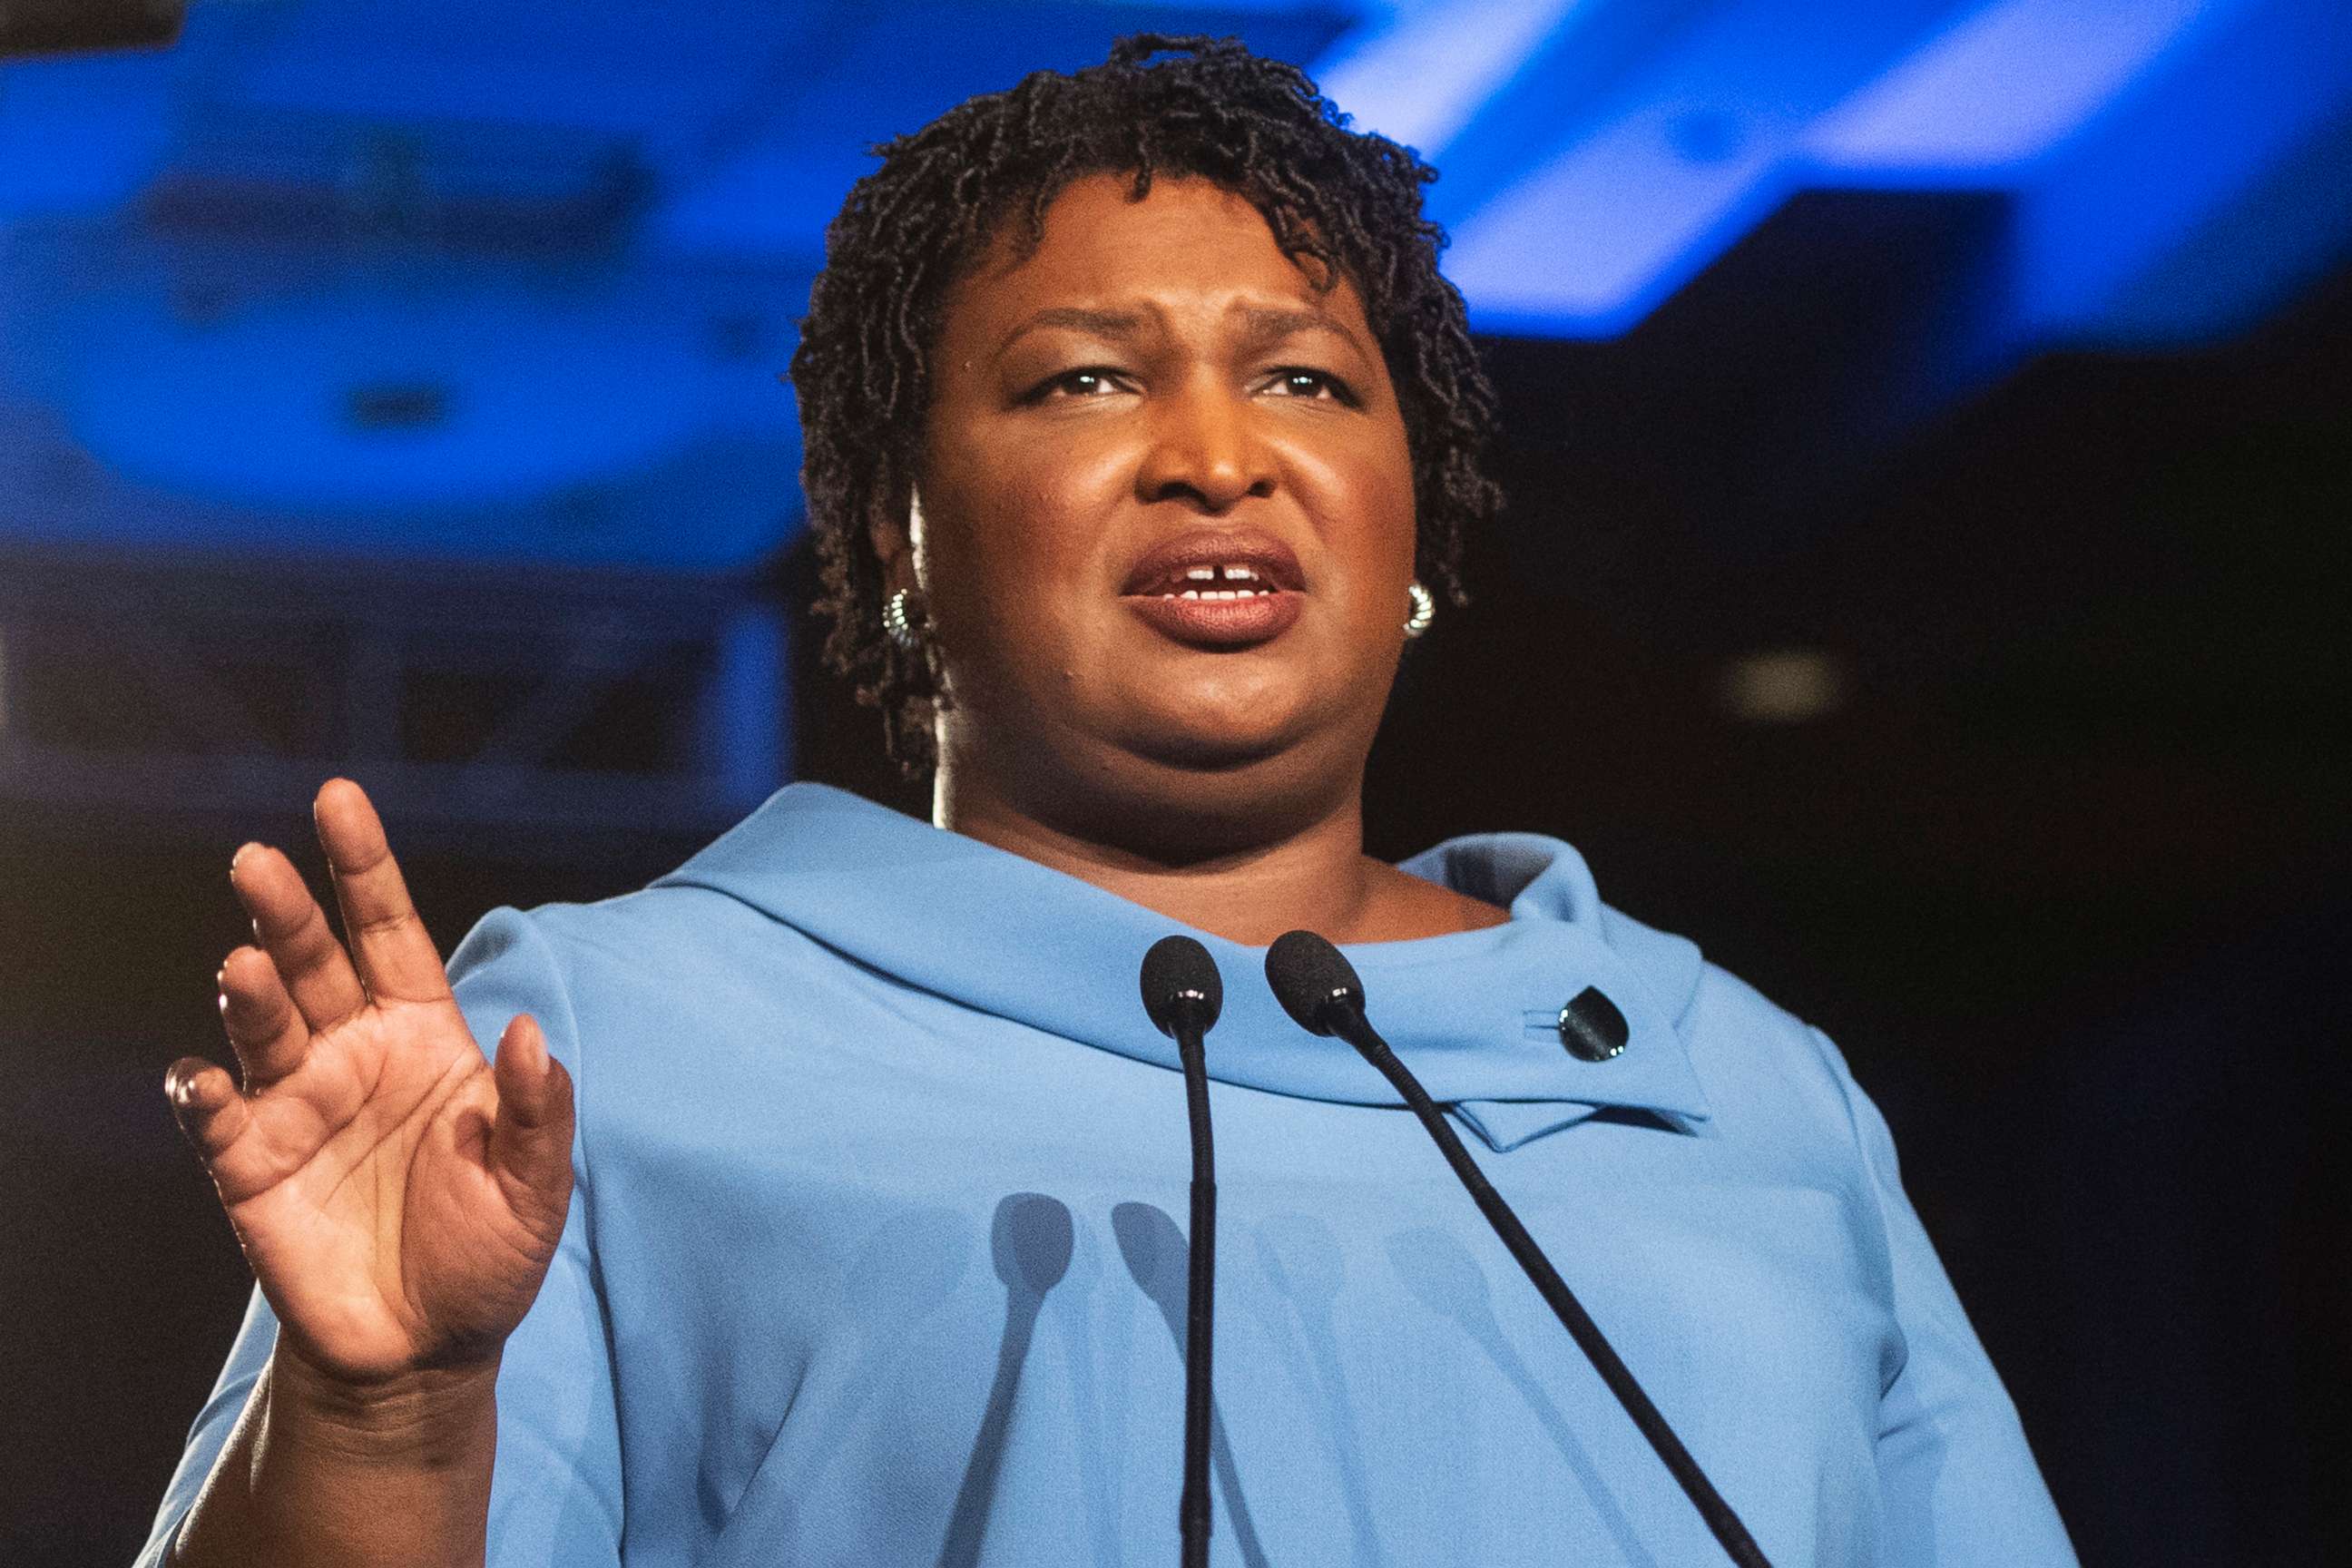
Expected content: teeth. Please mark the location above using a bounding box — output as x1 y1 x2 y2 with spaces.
1171 587 1267 601
1173 563 1267 586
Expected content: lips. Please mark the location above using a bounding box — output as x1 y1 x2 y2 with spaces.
1119 530 1306 599
1118 528 1306 648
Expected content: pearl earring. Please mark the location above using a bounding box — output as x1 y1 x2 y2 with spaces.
883 587 923 652
886 489 927 652
1403 580 1436 639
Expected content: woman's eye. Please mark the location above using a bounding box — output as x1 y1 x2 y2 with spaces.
1263 368 1356 404
1032 368 1131 400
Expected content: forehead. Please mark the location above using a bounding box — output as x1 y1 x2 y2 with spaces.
941 172 1370 342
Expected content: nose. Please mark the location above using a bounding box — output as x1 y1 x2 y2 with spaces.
1134 379 1278 514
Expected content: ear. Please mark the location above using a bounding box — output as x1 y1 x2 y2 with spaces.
868 511 910 593
867 485 922 594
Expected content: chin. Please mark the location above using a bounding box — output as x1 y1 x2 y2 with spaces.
1069 734 1348 863
980 699 1357 863
1112 688 1315 773
1127 726 1294 774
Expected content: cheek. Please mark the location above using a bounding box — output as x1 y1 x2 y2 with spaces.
1294 440 1418 601
920 446 1124 667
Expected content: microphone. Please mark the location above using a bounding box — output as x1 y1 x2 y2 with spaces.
1140 935 1224 1568
1264 931 1773 1568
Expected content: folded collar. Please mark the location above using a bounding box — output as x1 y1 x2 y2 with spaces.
656 785 1712 1152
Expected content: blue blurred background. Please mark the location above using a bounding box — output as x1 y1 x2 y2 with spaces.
3 3 2347 1563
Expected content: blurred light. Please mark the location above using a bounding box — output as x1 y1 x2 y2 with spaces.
0 54 176 213
1313 0 1587 157
1804 0 2217 177
709 602 789 806
1718 649 1851 724
1446 0 1963 337
60 280 730 511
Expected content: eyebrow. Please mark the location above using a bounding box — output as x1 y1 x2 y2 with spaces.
1230 305 1365 358
993 303 1371 363
994 308 1149 361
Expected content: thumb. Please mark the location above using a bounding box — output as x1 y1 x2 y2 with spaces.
488 1014 576 1225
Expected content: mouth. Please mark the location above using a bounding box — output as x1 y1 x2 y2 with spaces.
1118 531 1307 648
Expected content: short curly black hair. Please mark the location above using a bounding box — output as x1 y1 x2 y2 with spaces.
789 32 1503 770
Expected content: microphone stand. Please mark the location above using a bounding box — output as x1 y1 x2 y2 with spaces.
1330 1006 1773 1568
1266 930 1771 1568
1174 1014 1217 1568
1140 935 1224 1568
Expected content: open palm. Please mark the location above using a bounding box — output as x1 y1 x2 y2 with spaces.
166 779 575 1385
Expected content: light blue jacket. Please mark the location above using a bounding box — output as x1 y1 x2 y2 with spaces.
139 783 2076 1566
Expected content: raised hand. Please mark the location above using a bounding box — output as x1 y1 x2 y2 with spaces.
164 779 575 1387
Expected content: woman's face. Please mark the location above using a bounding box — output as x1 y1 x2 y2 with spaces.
901 172 1418 838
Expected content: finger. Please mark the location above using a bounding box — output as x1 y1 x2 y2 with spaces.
488 1016 576 1225
218 945 311 1090
231 840 366 1033
165 1057 251 1165
313 779 451 1007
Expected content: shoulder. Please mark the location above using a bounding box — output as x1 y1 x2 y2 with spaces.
444 881 859 1069
455 881 848 1002
1600 899 1888 1181
1592 897 1840 1086
1683 958 1863 1121
448 880 783 975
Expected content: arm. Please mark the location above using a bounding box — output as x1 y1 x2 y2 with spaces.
1811 1027 2080 1565
139 1100 622 1568
158 1345 502 1568
137 783 588 1568
142 1153 622 1568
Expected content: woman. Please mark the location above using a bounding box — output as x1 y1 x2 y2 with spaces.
141 36 2074 1568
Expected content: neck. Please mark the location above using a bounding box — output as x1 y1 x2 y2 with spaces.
935 767 1391 947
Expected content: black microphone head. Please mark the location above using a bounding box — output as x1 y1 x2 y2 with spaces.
1264 929 1365 1036
1141 935 1222 1037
